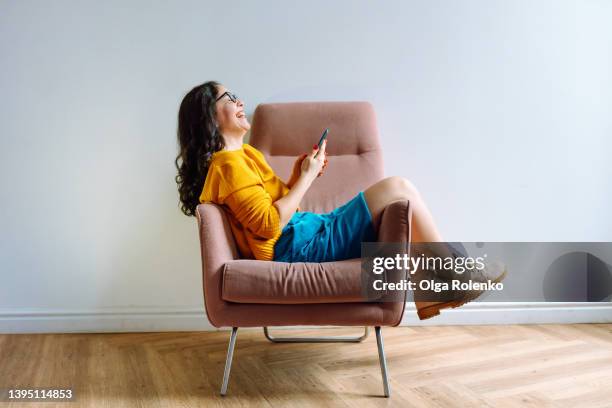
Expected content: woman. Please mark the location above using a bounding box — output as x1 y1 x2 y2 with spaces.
175 81 506 319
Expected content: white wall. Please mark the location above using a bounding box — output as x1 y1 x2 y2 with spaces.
1 0 610 332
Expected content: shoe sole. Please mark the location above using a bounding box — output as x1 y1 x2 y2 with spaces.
416 268 508 320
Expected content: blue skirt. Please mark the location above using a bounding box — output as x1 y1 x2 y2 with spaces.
273 191 376 263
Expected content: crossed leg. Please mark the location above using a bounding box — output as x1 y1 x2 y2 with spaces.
363 176 443 243
364 176 449 319
363 176 507 321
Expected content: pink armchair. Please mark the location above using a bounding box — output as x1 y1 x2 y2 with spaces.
196 101 412 397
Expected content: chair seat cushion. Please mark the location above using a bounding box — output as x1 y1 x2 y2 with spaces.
222 258 379 304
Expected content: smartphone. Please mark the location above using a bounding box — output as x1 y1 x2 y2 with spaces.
315 128 329 157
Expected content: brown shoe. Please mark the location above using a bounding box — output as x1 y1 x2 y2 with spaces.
415 260 508 320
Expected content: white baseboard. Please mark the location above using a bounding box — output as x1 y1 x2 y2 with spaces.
400 302 612 326
0 307 216 334
1 303 610 334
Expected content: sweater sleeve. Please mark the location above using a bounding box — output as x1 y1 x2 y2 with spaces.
215 162 282 240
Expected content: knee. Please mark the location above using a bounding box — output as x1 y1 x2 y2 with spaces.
384 176 419 199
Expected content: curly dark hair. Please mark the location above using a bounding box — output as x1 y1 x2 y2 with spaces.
174 81 226 217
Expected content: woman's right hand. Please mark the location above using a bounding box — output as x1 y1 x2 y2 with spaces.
300 140 327 181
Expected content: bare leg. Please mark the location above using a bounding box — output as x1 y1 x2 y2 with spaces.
364 176 449 319
363 176 443 243
364 177 506 321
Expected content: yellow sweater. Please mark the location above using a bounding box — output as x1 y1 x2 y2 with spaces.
199 143 297 261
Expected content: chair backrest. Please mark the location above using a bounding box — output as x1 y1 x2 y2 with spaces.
249 101 385 213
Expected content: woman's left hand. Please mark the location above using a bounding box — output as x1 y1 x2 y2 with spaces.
316 157 329 177
287 150 329 187
287 153 308 188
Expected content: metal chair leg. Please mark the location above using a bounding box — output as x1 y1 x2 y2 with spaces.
375 326 390 397
263 326 369 343
220 327 238 396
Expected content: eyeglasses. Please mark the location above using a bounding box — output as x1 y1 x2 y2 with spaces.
216 91 238 103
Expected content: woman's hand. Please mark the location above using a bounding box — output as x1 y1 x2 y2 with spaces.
286 153 308 188
274 141 327 227
317 156 329 178
300 140 327 182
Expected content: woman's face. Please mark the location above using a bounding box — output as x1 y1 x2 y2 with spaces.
215 85 250 135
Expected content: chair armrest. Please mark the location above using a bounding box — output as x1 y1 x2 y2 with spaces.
195 203 240 326
374 199 412 321
377 199 412 243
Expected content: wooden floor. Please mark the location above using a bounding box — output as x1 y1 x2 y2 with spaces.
1 324 612 407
